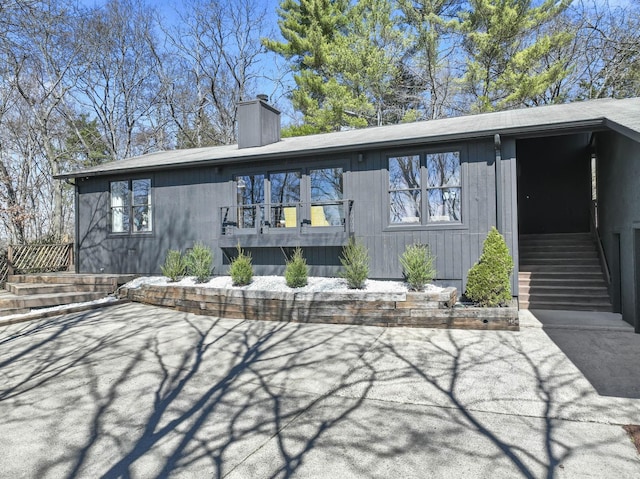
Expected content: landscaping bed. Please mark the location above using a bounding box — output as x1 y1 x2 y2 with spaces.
119 276 519 330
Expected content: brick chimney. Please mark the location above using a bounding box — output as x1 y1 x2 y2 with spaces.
237 95 281 149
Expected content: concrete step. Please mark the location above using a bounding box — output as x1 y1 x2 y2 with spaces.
518 271 605 280
519 251 599 260
518 284 610 295
519 240 595 248
6 282 115 296
520 255 600 266
519 281 608 291
519 264 603 273
519 291 611 304
519 233 592 241
519 243 595 251
0 291 109 310
518 232 612 311
519 300 613 312
519 246 595 253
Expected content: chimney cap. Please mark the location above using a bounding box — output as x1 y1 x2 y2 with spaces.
257 93 269 102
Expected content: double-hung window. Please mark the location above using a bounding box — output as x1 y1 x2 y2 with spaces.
389 155 421 224
389 151 461 225
110 178 152 233
426 151 461 222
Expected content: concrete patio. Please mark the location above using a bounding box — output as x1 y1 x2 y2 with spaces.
0 303 638 478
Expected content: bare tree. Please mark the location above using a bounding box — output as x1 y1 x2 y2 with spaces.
160 0 269 148
73 0 163 160
576 0 640 99
0 0 81 242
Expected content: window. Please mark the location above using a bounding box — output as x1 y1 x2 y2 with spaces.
389 155 421 224
110 178 152 233
426 151 461 222
388 151 461 225
228 167 347 232
270 171 301 228
236 174 264 228
310 167 343 226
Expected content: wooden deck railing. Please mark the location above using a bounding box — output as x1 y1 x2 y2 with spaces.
4 243 74 278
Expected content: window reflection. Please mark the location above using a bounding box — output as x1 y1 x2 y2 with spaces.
310 167 343 226
236 174 264 228
426 152 461 222
389 156 421 224
270 171 300 228
110 181 129 233
132 179 152 232
110 179 152 233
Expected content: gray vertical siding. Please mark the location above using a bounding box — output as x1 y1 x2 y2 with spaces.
500 138 519 296
346 138 502 290
596 131 640 331
78 167 231 275
77 136 513 295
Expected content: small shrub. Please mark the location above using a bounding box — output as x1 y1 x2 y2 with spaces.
185 242 213 283
465 227 514 307
340 237 369 289
285 247 308 288
160 249 186 282
400 243 436 291
229 244 253 286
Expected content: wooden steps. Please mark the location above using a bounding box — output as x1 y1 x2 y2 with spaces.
6 282 114 295
518 233 612 312
0 273 135 317
0 292 109 316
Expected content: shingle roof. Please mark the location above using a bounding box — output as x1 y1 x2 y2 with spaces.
58 97 640 179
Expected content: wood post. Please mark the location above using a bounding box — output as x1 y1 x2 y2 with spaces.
7 245 14 277
68 243 74 271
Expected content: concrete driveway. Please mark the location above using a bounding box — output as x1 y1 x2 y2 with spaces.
0 303 638 478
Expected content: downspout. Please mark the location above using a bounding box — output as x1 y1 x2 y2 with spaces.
494 134 503 233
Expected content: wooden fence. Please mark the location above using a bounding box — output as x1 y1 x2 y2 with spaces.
0 243 74 285
0 252 8 286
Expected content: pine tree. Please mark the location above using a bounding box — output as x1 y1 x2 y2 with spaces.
459 0 572 112
465 227 514 307
266 0 417 131
397 0 463 120
264 0 369 132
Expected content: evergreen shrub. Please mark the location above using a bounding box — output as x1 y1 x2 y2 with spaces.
400 243 437 291
185 242 213 283
340 237 369 289
465 227 514 307
229 244 253 286
285 247 308 288
160 249 186 282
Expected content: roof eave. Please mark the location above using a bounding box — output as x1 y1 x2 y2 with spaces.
54 117 609 180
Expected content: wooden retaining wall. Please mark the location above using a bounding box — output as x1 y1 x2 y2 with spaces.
120 285 519 330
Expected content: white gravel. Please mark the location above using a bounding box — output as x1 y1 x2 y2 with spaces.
123 275 446 294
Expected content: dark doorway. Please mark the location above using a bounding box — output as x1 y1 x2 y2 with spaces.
517 134 591 234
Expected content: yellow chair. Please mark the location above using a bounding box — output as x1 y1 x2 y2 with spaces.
311 205 330 226
283 207 297 228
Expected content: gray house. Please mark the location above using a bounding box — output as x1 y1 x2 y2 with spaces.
58 97 640 332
